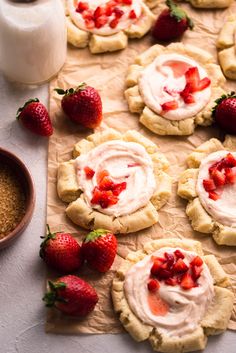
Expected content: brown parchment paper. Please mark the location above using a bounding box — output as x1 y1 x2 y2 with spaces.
46 0 236 334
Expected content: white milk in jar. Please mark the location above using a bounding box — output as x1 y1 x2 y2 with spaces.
0 0 67 84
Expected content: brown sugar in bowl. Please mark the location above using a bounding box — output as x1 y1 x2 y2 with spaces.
0 147 35 249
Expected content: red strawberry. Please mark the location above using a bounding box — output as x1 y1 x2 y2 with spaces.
81 229 117 272
55 83 102 129
209 191 220 201
173 258 189 273
147 278 160 292
16 98 53 136
165 277 178 286
84 166 95 179
91 188 118 208
224 153 236 168
180 272 195 290
43 275 98 316
161 100 178 111
129 9 137 19
40 225 83 273
112 182 127 196
76 1 89 13
203 179 216 192
109 17 119 28
212 92 236 134
211 169 226 187
225 168 236 184
164 252 175 268
191 265 203 280
174 249 185 259
152 0 193 42
190 256 203 267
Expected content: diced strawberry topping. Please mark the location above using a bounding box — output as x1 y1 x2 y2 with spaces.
203 179 216 192
156 268 173 280
129 9 137 19
97 169 109 184
109 17 119 28
112 182 127 196
211 169 226 187
84 166 95 179
82 9 94 20
165 277 178 286
180 273 195 290
99 176 115 190
122 0 132 4
161 100 178 112
127 163 140 168
76 1 89 13
191 265 203 280
94 6 105 19
225 168 236 184
209 191 220 201
174 249 185 259
95 15 108 28
190 256 203 267
185 67 200 92
197 77 211 91
85 19 95 29
224 153 236 168
91 188 118 209
113 7 124 18
147 278 160 292
173 258 189 273
150 260 163 276
164 252 175 268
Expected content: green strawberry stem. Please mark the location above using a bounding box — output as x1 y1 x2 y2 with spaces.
16 98 39 119
54 82 87 96
39 224 56 259
84 229 109 243
212 91 236 117
43 281 67 307
166 0 193 29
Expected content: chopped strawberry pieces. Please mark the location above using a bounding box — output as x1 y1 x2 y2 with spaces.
225 168 236 184
212 169 226 187
190 256 203 267
174 249 185 259
203 179 216 192
109 17 119 28
84 166 95 179
122 0 132 4
161 100 178 112
94 6 105 19
147 278 160 292
99 176 115 191
180 273 195 290
129 9 137 19
113 7 124 18
209 191 220 201
164 252 175 268
165 277 178 286
76 1 89 13
173 258 189 273
95 15 108 28
191 265 203 280
197 77 211 91
97 169 109 184
185 67 200 92
82 9 94 20
224 153 236 167
112 182 127 196
127 163 140 168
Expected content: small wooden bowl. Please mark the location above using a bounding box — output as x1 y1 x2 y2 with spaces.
0 148 35 249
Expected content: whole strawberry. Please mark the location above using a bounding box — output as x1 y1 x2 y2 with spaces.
212 92 236 134
40 225 83 273
82 229 117 273
16 98 53 136
55 83 102 129
43 275 98 316
152 0 193 42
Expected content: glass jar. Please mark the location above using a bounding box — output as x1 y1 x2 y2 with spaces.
0 0 67 84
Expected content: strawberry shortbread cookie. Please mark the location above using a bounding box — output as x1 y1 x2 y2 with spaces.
125 43 226 135
57 129 172 233
178 135 236 246
112 238 234 352
64 0 157 53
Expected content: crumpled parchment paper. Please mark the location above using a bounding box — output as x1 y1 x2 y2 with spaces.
46 0 236 334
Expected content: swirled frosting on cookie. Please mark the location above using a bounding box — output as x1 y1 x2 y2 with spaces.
76 140 156 217
124 247 214 337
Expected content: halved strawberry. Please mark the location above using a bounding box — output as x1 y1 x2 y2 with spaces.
173 258 189 273
180 273 195 290
190 256 203 267
209 191 220 201
174 249 185 259
191 265 203 280
147 278 160 292
165 277 178 286
129 9 137 19
84 166 95 179
161 100 178 111
225 168 236 184
203 179 216 192
211 169 226 187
